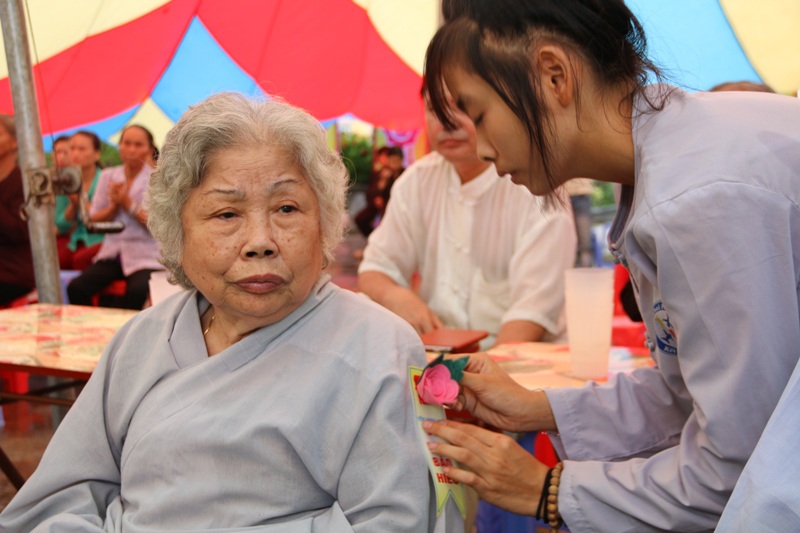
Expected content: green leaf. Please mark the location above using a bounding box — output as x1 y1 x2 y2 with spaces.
424 352 445 371
442 357 470 383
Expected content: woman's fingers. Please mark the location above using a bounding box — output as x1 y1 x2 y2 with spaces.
427 419 504 448
462 352 501 374
423 419 548 515
439 464 481 489
425 420 522 472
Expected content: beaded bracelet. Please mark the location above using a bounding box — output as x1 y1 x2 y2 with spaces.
546 462 564 530
535 467 554 522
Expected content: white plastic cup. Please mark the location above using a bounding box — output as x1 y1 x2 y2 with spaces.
564 267 615 379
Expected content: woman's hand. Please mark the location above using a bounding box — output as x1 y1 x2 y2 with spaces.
131 206 148 226
108 180 127 206
424 420 549 516
453 353 556 433
64 193 81 222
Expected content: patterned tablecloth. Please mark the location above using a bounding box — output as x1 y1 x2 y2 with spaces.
488 342 654 389
0 304 138 378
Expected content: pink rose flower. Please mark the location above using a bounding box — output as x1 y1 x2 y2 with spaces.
417 364 459 405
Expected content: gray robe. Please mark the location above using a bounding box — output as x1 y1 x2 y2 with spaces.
546 87 800 532
0 278 461 532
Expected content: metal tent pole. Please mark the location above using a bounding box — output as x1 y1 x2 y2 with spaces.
1 0 61 303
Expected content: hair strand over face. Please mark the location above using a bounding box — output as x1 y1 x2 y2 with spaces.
424 0 665 200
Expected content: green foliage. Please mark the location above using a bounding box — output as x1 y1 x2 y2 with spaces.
592 181 616 207
45 140 121 168
100 142 121 167
339 132 373 185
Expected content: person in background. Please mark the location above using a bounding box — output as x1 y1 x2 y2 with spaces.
358 85 576 349
52 135 76 269
384 145 405 174
354 145 404 237
0 92 460 532
67 125 161 309
56 131 105 271
420 0 800 531
562 177 594 267
0 114 35 306
709 80 775 93
52 134 71 167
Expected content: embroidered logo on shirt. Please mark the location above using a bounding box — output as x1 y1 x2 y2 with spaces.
653 301 677 356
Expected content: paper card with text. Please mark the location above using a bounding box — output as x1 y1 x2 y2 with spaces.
408 366 467 519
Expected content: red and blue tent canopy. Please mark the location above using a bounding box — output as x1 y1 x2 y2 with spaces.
0 0 436 148
0 0 797 151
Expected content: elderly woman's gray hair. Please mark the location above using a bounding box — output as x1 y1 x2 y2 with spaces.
148 93 349 289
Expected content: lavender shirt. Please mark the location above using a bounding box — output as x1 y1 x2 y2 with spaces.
90 165 162 275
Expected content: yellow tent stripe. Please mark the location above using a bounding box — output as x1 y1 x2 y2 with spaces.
349 0 438 75
108 98 174 148
0 0 170 78
720 0 800 94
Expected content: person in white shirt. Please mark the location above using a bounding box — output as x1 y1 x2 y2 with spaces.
358 88 576 349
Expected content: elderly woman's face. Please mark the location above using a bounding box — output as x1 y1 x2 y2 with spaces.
180 144 324 331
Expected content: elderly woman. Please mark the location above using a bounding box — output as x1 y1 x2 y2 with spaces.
56 131 106 271
0 94 461 532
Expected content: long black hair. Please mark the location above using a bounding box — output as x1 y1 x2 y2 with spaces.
424 0 664 192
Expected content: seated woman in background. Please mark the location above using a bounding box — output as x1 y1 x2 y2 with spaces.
0 93 460 532
354 145 404 237
56 131 105 271
52 135 76 268
0 114 35 306
67 125 161 309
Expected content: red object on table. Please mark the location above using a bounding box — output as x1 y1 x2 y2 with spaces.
420 328 488 353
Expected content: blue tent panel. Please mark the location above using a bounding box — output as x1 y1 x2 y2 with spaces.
151 17 266 122
628 0 761 90
43 106 139 151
